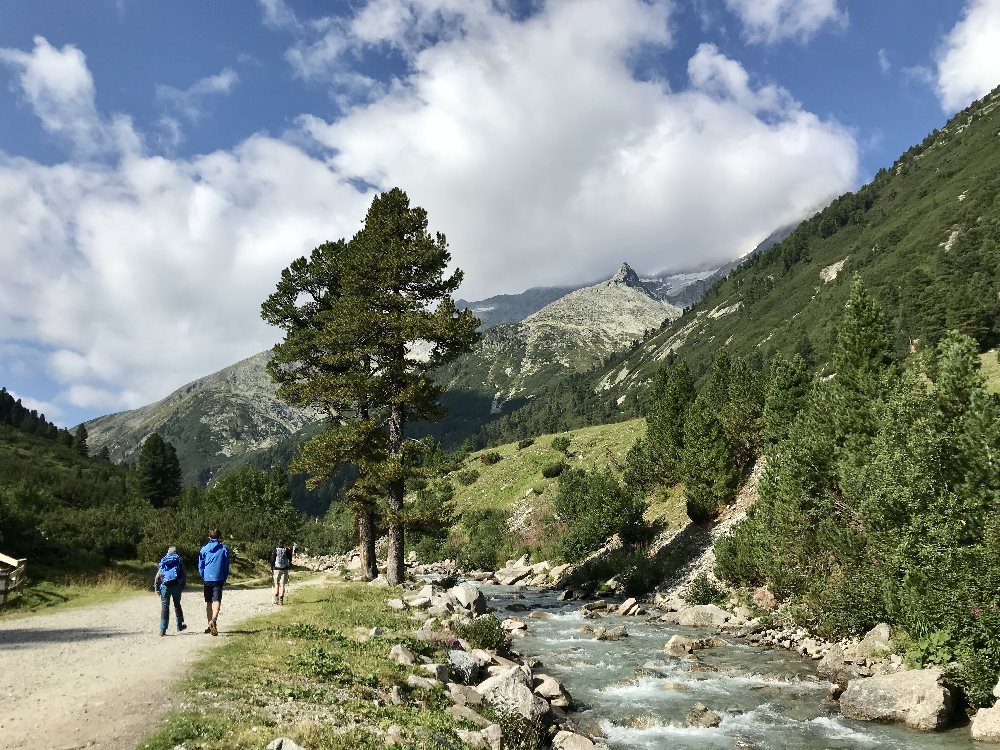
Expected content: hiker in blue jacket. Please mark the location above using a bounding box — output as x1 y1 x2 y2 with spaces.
154 546 187 636
197 529 230 636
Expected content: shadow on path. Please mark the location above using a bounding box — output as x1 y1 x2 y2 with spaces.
0 627 125 648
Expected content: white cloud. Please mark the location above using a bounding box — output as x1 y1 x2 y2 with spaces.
0 8 859 416
156 68 239 123
258 0 299 30
935 0 1000 112
724 0 846 44
0 36 139 157
877 48 891 75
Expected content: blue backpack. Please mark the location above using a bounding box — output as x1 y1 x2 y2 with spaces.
159 553 181 584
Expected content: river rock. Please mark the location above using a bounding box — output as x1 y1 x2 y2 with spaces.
594 626 628 641
506 603 529 612
552 730 596 750
556 589 574 602
972 705 1000 743
847 623 892 662
389 644 418 665
449 650 482 684
672 605 734 627
686 702 722 728
447 682 484 706
617 598 640 616
839 668 952 731
818 644 865 688
534 673 573 708
501 617 528 633
477 666 549 722
665 635 695 656
450 583 489 614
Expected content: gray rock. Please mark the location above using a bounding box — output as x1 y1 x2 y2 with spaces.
447 682 484 707
818 644 865 688
406 674 441 690
552 730 596 750
534 673 572 708
972 705 1000 743
421 663 450 681
477 666 549 723
616 597 639 616
673 605 734 628
483 723 503 750
389 644 418 665
450 582 487 613
449 649 482 685
840 668 953 731
455 729 488 748
686 702 722 728
848 623 892 662
594 625 628 641
386 598 408 610
447 704 492 728
556 590 574 602
665 635 695 656
266 739 307 750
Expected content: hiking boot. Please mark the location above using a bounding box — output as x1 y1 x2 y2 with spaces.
274 595 279 605
160 629 166 637
178 623 187 632
279 597 284 605
209 621 218 636
204 626 212 634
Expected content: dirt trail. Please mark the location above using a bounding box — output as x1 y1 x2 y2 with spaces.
0 575 320 750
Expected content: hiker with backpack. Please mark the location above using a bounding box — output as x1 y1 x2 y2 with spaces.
270 540 293 605
198 529 230 636
154 546 187 636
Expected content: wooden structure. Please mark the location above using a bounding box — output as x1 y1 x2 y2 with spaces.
0 551 27 606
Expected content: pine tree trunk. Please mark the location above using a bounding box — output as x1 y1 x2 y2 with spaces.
386 404 406 585
357 505 378 581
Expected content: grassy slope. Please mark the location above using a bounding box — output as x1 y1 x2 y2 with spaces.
140 582 471 750
983 350 1000 394
454 419 644 515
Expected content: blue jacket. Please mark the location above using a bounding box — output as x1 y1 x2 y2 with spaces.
198 540 230 583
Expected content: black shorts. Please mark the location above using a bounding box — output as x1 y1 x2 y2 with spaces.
203 582 224 603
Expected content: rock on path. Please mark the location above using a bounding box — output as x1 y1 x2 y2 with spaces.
0 578 319 750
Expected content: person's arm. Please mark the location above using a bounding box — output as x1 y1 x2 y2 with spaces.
269 549 276 569
197 550 205 579
222 546 230 582
288 546 294 566
178 560 187 589
154 568 162 591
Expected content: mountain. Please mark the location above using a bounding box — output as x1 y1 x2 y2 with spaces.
86 351 317 485
436 263 681 417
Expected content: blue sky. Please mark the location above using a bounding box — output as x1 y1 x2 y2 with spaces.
0 0 998 427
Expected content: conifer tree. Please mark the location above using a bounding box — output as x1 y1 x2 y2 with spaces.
763 355 811 445
624 362 694 491
137 433 182 508
681 395 738 522
73 424 89 457
263 188 479 584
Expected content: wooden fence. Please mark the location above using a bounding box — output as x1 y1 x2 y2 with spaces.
0 551 27 606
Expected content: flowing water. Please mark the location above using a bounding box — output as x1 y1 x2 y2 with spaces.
483 586 974 749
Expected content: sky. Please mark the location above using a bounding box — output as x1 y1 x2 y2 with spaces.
1 0 999 428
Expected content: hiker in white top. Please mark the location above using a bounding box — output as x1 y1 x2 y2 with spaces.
269 540 292 605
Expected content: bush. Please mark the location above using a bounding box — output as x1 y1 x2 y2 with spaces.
553 468 647 562
681 572 728 606
479 451 502 465
457 508 513 571
517 438 535 450
456 468 480 485
541 461 566 478
456 614 508 651
530 485 544 496
550 435 571 454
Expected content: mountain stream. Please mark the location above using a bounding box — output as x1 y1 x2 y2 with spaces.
484 585 974 749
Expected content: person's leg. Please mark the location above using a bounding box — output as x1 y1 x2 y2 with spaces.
172 585 185 630
159 585 169 635
278 570 287 602
208 584 222 635
204 583 214 632
272 570 279 604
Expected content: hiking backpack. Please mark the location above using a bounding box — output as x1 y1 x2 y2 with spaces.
274 547 289 569
160 555 181 583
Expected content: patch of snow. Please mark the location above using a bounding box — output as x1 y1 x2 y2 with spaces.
820 258 847 283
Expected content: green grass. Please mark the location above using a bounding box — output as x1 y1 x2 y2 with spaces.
983 350 1000 394
0 560 149 619
139 583 474 750
452 418 644 515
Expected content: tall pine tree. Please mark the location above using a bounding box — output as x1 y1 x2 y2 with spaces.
263 188 479 584
137 433 182 508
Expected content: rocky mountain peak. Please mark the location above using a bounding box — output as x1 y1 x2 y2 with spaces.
608 262 642 288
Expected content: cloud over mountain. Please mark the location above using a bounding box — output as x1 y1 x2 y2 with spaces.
935 0 1000 112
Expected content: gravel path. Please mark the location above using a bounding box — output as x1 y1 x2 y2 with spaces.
0 578 313 750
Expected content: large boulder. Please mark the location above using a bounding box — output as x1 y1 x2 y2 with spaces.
818 644 865 688
533 673 572 708
449 650 482 685
839 668 953 731
476 666 549 723
389 644 418 665
686 702 722 728
450 583 489 614
673 605 734 628
616 598 639 616
973 705 1000 743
